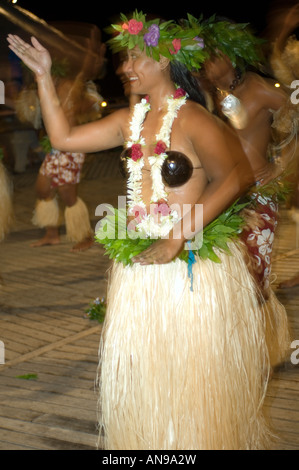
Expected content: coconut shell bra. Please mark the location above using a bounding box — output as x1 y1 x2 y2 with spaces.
120 149 197 187
118 91 205 238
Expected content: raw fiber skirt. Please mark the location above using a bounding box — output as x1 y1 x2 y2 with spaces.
97 242 288 450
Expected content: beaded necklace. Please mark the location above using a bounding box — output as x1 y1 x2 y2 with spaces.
215 70 248 129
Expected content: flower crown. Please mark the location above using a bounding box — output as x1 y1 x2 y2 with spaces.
107 11 209 71
195 15 265 70
107 11 264 71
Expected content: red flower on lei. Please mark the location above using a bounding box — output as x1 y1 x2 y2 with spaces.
153 199 171 216
130 143 143 161
154 140 167 155
174 88 186 99
131 204 146 223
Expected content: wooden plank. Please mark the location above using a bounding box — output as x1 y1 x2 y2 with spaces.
0 374 97 401
0 375 97 396
0 389 96 412
0 398 97 422
33 414 96 435
5 356 99 379
0 404 42 422
0 166 299 450
0 325 101 371
1 315 86 337
0 326 52 350
0 365 97 388
0 440 32 450
0 426 95 450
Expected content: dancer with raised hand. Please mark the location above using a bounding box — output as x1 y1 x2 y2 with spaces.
7 12 288 449
28 28 105 252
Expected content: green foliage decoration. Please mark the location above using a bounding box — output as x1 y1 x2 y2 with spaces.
107 10 265 71
95 200 248 266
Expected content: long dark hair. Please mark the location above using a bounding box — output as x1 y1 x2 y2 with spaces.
170 61 206 108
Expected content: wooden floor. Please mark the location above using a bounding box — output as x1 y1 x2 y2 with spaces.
0 151 298 450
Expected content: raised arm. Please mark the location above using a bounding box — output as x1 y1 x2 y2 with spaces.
274 4 299 52
7 35 126 153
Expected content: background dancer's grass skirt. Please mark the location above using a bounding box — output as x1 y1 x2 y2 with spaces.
64 197 92 242
98 242 289 450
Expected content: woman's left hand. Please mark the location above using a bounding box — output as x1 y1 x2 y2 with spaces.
7 35 52 77
132 238 185 265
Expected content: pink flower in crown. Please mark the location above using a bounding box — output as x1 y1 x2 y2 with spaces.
193 36 205 49
174 88 186 99
154 140 167 155
170 38 181 55
130 143 143 161
128 19 144 35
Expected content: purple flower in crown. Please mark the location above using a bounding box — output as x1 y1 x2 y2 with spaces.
144 24 160 47
193 36 205 49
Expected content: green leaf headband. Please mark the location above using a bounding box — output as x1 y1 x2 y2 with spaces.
107 11 209 71
107 11 264 71
197 14 265 70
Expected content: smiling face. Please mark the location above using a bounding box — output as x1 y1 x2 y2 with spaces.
122 47 167 95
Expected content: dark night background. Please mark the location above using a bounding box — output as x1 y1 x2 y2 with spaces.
2 0 298 100
14 0 285 33
13 1 275 33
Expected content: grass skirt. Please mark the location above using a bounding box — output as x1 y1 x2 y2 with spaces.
64 197 92 242
98 242 288 450
32 197 59 228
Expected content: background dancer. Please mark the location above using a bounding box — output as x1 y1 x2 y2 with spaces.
266 2 299 288
197 38 293 366
30 25 105 251
198 41 290 295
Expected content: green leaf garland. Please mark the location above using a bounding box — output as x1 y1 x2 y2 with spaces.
95 199 248 266
107 11 264 72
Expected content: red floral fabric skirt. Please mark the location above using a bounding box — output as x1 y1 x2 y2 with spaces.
40 150 85 187
240 193 278 293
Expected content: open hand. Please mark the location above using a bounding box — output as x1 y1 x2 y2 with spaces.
132 237 185 265
7 35 52 77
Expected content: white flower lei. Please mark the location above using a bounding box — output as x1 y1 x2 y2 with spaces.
125 93 187 237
